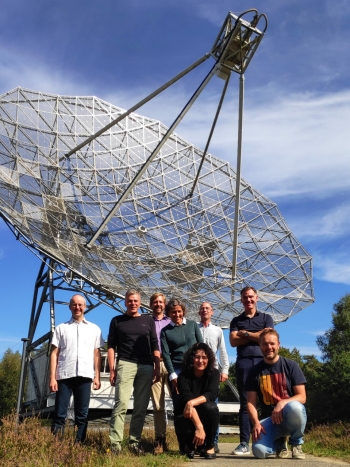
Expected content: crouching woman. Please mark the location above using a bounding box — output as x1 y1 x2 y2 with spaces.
174 342 220 459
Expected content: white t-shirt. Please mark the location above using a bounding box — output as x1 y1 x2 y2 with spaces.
52 317 104 380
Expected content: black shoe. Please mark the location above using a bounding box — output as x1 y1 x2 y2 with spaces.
214 443 220 453
204 452 217 459
129 442 144 455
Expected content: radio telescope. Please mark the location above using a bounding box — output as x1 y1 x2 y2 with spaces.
0 10 314 330
0 9 315 414
0 82 313 323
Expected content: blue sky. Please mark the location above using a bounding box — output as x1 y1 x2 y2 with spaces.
0 0 349 362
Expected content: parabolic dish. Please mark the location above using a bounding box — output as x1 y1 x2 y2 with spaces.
0 87 314 325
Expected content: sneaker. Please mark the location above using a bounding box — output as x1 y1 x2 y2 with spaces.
276 437 289 458
153 436 165 455
292 445 305 460
129 442 144 455
232 442 250 455
110 444 121 455
214 443 220 453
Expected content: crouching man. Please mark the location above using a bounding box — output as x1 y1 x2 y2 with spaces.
246 329 307 460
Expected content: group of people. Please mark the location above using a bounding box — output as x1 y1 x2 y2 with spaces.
49 286 307 460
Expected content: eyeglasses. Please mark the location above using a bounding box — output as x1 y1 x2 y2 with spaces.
194 355 208 360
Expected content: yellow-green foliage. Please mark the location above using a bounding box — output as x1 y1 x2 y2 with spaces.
0 414 184 467
304 422 350 462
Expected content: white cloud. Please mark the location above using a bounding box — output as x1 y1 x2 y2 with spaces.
288 201 350 241
314 254 350 286
0 46 92 97
106 83 350 204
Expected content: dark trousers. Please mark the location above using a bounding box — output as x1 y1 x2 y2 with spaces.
51 377 92 443
174 402 219 450
169 364 182 409
236 357 263 443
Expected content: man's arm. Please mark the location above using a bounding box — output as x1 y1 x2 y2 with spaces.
49 345 59 392
93 347 101 390
270 384 306 425
229 330 249 347
230 328 273 347
247 390 266 441
218 329 229 381
108 347 116 386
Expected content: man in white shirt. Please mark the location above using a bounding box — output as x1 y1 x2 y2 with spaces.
50 294 104 443
198 301 229 453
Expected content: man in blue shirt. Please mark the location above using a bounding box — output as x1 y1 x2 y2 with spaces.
229 286 274 455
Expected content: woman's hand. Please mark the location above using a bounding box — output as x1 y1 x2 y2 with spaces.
192 424 206 447
172 378 179 394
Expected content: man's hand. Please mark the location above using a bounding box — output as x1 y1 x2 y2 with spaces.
93 377 101 390
109 368 117 386
220 373 228 382
152 368 160 384
251 422 266 442
193 425 206 448
236 330 249 338
49 377 58 392
172 378 179 394
271 400 287 424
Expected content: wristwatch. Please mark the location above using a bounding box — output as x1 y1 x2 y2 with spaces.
244 331 249 338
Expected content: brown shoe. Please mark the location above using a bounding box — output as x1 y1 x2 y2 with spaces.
154 436 166 455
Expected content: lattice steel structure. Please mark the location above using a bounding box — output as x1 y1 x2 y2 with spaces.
0 87 314 325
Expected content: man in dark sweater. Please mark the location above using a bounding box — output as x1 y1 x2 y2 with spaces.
108 289 160 454
229 286 274 455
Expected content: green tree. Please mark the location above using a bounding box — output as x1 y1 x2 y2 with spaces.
0 349 21 418
317 294 350 361
279 346 304 366
312 294 350 422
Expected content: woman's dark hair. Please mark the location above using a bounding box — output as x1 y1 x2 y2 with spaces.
181 342 216 376
165 297 187 317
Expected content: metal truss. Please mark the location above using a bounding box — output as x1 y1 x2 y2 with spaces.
0 85 314 325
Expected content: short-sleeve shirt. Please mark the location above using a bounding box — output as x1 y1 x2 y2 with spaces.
230 311 274 359
52 318 104 380
108 314 159 365
246 356 306 419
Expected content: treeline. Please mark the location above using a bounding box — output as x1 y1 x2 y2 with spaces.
1 294 350 424
0 348 21 419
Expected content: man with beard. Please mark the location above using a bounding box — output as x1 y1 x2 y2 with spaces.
246 329 307 460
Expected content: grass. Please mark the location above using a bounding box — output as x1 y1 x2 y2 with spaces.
303 422 350 462
0 413 187 467
2 413 350 465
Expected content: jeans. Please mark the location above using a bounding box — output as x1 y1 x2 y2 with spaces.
168 364 182 410
109 360 153 447
236 357 263 443
51 377 92 443
252 401 307 459
214 397 219 445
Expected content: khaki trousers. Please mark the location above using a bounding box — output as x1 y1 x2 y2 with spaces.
109 360 153 447
150 360 170 438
